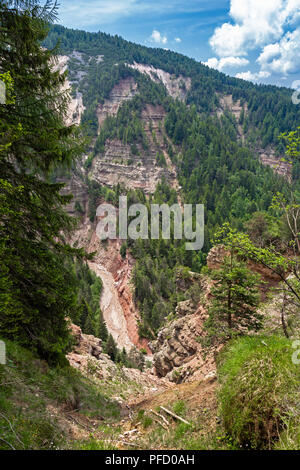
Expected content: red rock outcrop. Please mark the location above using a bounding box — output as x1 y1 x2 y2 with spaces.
71 219 150 353
207 244 282 293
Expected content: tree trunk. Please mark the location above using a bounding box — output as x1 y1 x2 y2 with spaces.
281 291 289 338
227 282 232 333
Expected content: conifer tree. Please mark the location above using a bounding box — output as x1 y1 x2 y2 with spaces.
0 1 86 363
205 253 262 345
105 334 118 361
98 311 108 342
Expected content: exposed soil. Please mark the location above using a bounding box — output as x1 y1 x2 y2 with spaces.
89 261 134 351
113 377 219 450
97 77 138 131
71 217 150 352
132 376 217 413
128 62 191 101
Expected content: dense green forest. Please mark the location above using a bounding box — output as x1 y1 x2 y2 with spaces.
0 2 88 364
42 22 300 337
0 1 143 368
1 0 300 453
1 2 299 346
44 24 299 153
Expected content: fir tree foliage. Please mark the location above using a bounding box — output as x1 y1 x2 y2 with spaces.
0 1 85 363
205 253 262 345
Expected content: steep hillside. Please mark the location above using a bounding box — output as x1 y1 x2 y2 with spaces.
42 24 300 348
0 336 171 450
45 25 299 155
2 2 300 453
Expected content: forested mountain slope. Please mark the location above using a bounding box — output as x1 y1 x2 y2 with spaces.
45 25 299 154
43 24 299 339
1 3 300 451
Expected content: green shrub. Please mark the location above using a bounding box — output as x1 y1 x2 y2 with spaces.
120 242 127 259
218 335 300 449
173 400 187 417
142 415 153 429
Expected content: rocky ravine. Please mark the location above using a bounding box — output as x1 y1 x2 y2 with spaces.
58 53 285 386
71 216 151 353
88 261 133 351
56 56 183 352
150 275 217 384
67 323 171 402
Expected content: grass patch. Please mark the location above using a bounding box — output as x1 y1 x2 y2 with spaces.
142 416 153 429
218 335 300 449
0 340 121 450
72 438 117 450
129 397 231 450
173 400 186 417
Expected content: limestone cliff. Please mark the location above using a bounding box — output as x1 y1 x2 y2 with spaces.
150 275 217 383
67 323 170 396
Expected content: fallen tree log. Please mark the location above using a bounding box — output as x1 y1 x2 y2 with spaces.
159 406 191 426
149 409 170 427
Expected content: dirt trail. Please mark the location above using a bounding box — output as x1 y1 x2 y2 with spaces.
88 261 134 351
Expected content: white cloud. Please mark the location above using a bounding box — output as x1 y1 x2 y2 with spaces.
210 0 300 57
205 56 249 71
150 29 167 45
257 28 300 74
235 70 271 82
208 0 300 79
175 37 182 43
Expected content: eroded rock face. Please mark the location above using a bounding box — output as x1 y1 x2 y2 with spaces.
150 274 217 383
206 245 228 270
55 55 85 126
91 140 172 193
97 77 138 130
216 94 247 121
127 63 191 101
151 242 285 383
216 94 247 140
152 314 201 377
71 221 151 353
175 299 195 316
258 147 292 181
69 323 103 359
91 104 178 193
67 323 170 392
151 303 216 383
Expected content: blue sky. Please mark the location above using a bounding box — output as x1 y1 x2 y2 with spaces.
56 0 300 88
